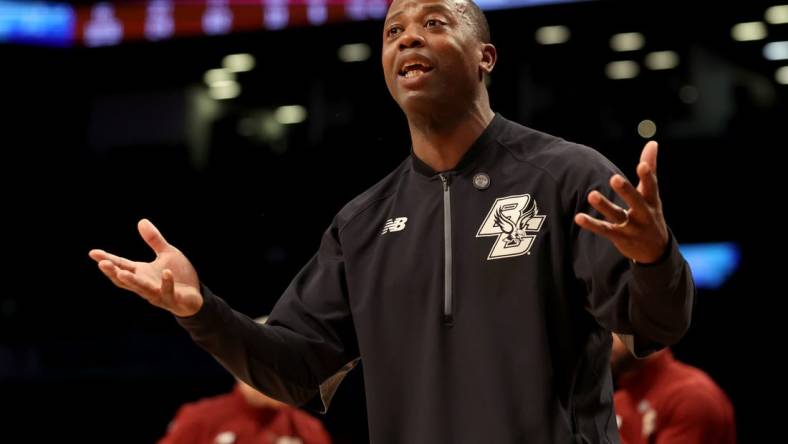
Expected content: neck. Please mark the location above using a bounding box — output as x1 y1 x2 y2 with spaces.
406 97 494 173
615 349 672 384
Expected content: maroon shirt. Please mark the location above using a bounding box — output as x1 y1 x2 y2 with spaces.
614 350 735 444
158 386 332 444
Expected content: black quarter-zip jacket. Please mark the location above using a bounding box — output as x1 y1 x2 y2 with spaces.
179 114 695 443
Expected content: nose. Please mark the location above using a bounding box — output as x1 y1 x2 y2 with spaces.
398 26 425 51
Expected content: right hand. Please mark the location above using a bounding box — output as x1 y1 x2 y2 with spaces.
89 219 203 317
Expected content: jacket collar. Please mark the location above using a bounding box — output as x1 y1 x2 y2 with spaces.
410 113 504 178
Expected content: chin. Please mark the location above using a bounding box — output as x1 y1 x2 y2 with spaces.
397 92 442 115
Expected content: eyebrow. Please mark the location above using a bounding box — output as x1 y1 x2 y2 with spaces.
384 3 455 28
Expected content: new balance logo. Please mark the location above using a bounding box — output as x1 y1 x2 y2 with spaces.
476 194 546 260
381 217 408 235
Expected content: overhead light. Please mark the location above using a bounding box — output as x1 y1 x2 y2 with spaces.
307 1 328 25
274 105 307 124
535 26 570 45
764 41 788 61
776 66 788 85
765 5 788 24
84 3 123 47
731 22 767 41
264 2 288 30
644 50 679 70
637 119 657 138
204 68 235 86
338 43 371 62
223 53 255 73
209 80 240 100
605 61 639 79
610 32 645 52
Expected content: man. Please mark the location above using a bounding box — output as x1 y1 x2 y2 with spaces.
611 335 735 444
90 0 695 442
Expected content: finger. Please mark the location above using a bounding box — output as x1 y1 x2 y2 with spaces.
89 249 105 262
610 175 648 215
138 219 170 255
116 269 162 303
574 213 626 241
161 269 176 306
89 249 137 272
636 162 660 207
97 260 133 291
639 140 658 176
89 249 116 263
587 191 628 224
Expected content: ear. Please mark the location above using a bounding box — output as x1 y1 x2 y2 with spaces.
479 43 497 80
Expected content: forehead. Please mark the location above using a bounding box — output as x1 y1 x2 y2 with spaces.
385 0 462 21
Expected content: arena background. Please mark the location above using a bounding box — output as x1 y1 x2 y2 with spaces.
1 0 784 441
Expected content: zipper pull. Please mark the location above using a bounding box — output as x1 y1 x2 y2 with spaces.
439 173 450 190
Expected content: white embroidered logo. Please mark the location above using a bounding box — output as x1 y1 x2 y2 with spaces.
638 399 657 438
476 194 546 260
381 217 408 235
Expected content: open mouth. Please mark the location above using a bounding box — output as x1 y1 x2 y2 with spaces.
398 62 434 79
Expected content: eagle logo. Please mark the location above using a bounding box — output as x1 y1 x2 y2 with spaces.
493 200 539 248
477 194 546 260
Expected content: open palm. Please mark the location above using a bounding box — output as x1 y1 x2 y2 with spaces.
89 219 203 317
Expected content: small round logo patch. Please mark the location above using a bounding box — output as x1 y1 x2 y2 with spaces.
473 173 490 190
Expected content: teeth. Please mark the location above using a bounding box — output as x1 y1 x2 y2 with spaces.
400 62 431 76
404 69 424 78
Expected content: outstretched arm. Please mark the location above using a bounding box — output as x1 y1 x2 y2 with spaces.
571 140 694 350
90 218 357 410
89 218 203 317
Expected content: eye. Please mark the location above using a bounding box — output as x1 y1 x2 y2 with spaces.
425 18 444 28
386 26 403 38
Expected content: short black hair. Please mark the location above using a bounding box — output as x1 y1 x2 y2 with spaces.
462 0 491 44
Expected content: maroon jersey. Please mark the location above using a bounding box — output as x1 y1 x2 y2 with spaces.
614 350 735 444
158 386 332 444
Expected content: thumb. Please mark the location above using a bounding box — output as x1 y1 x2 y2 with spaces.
138 218 170 255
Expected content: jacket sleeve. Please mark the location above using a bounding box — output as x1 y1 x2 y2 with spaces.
569 149 695 355
176 219 359 412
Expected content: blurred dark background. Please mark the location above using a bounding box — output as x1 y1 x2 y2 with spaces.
1 0 784 441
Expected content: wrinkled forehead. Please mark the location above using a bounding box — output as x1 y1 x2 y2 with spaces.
385 0 465 22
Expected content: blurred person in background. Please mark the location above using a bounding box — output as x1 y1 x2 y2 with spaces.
612 334 735 444
158 318 332 444
90 0 694 442
159 378 332 444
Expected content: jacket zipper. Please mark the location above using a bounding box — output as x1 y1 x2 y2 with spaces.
439 174 453 325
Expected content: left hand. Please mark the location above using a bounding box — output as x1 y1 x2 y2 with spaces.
574 140 669 264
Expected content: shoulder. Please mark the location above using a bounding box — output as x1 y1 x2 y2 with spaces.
289 407 329 429
494 115 621 185
334 157 409 232
159 393 236 442
658 368 734 424
285 408 332 441
492 116 623 210
170 392 236 422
